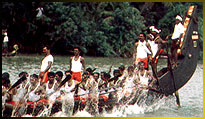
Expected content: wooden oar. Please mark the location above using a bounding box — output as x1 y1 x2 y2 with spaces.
168 58 181 107
8 75 27 92
167 45 181 107
48 75 72 96
74 83 161 97
149 61 161 90
57 75 72 89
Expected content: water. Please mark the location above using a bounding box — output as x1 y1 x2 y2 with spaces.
2 55 203 117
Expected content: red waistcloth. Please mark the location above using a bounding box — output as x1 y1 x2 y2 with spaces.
72 72 82 82
74 96 86 104
99 95 108 102
27 101 34 108
136 58 148 68
40 71 49 83
6 101 16 106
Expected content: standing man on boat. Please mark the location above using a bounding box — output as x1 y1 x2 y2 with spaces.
70 47 86 84
149 26 168 75
167 15 184 66
133 33 152 70
39 45 54 84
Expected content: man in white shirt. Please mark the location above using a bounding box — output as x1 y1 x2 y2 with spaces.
70 47 86 84
39 45 54 84
133 33 152 70
167 15 184 66
36 6 43 18
3 32 9 54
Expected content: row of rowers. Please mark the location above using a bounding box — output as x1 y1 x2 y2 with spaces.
2 61 155 116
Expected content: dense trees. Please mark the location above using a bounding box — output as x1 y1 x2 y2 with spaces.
2 2 203 59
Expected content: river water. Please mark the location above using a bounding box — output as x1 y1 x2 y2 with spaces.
2 55 203 117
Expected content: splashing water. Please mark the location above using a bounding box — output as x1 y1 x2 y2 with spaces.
73 110 93 117
2 56 203 117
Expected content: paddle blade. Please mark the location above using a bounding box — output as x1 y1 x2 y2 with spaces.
57 75 72 89
8 75 27 92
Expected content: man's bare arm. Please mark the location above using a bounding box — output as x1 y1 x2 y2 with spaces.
70 57 72 70
133 42 138 63
81 57 86 72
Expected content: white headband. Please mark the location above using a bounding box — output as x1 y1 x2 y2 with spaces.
176 15 182 21
151 28 161 34
149 26 155 30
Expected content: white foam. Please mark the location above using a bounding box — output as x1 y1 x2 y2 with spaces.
51 112 68 117
73 110 93 117
126 104 144 115
22 114 33 117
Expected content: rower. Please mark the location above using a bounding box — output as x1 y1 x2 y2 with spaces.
72 72 89 115
118 65 126 77
86 67 96 75
119 66 138 105
49 71 64 115
8 73 29 117
65 70 72 77
93 72 100 83
137 61 155 88
45 72 55 97
54 71 63 90
2 75 13 117
60 75 75 116
98 73 111 113
108 69 121 87
84 72 99 116
26 74 41 115
122 66 138 93
32 87 48 116
2 72 11 89
98 73 111 89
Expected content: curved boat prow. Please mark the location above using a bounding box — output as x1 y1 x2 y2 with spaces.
157 5 199 96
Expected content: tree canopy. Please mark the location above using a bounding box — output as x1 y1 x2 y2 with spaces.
2 2 203 59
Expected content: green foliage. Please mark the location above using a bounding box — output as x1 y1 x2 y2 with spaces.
2 2 203 58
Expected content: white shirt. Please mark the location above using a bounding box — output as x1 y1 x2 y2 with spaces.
139 70 149 86
28 90 40 102
71 56 82 72
36 7 43 17
171 22 184 39
136 41 152 59
46 82 55 96
3 36 9 43
40 55 53 72
148 40 158 58
61 80 75 93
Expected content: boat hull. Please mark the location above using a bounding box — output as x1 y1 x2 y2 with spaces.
157 5 199 96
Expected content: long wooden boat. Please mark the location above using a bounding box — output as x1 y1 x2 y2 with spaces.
154 5 199 96
4 5 199 117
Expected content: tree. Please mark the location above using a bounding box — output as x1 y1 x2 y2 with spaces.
2 2 202 59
